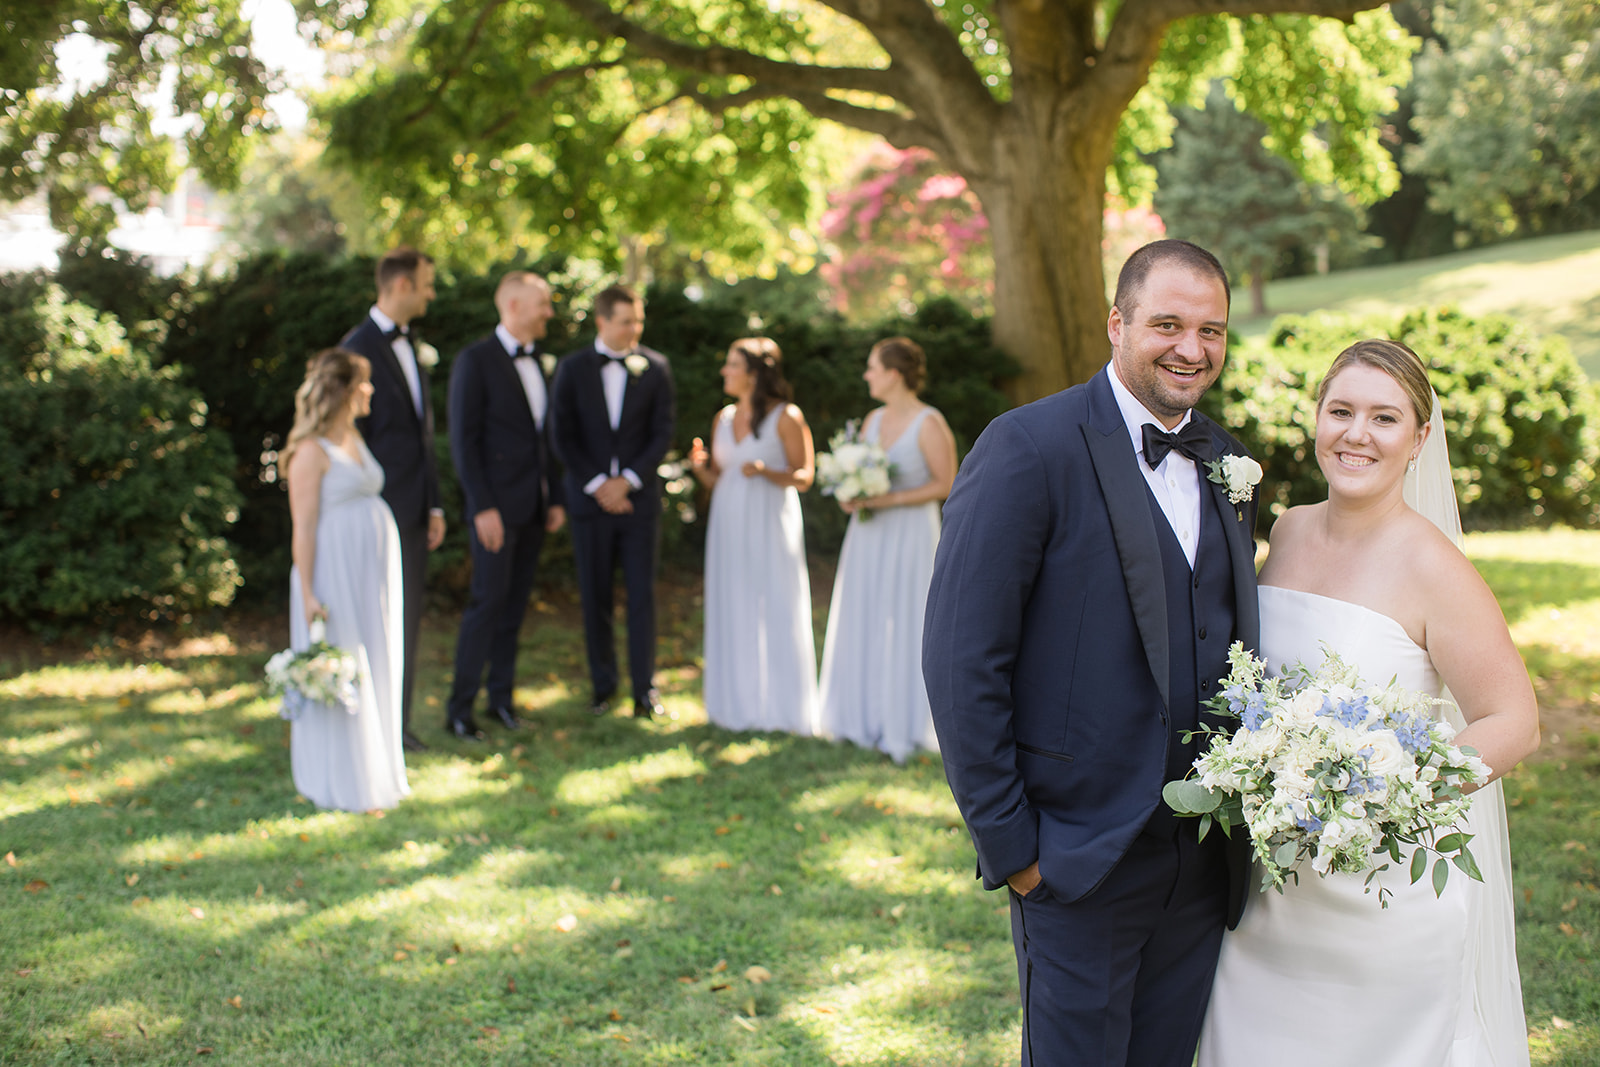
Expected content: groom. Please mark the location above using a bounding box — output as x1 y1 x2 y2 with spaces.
924 240 1260 1066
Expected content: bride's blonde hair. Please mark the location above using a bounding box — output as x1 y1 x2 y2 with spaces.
278 348 371 480
1316 339 1433 428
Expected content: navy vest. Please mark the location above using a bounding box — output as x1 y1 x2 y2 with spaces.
1145 479 1238 831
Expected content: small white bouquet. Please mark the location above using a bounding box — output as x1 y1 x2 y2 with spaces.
816 421 895 518
265 618 360 720
1164 642 1491 906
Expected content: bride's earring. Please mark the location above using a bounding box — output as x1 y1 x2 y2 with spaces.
1407 455 1418 473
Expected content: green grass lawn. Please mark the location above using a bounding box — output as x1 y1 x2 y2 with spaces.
3 536 1598 1065
1234 230 1600 378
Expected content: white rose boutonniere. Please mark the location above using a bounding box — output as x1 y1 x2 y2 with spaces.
540 353 558 378
414 341 440 370
624 353 649 378
1206 453 1263 506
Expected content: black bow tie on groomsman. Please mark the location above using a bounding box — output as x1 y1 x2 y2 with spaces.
1141 421 1213 469
382 324 411 343
513 344 538 359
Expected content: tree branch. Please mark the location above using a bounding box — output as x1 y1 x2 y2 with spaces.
402 0 511 126
553 0 904 99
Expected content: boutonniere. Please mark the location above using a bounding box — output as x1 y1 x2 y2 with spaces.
414 341 439 370
624 353 649 378
540 353 557 378
1206 454 1263 517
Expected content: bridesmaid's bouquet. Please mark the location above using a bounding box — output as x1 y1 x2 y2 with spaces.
1164 642 1492 906
265 618 360 721
816 421 894 518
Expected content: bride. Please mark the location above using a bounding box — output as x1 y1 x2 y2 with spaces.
1199 339 1539 1066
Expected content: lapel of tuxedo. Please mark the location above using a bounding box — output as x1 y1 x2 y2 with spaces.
1198 415 1262 651
368 318 423 428
1083 370 1172 711
492 343 539 429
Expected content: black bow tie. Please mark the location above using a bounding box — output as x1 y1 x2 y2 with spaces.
382 324 411 343
601 349 631 363
1141 421 1212 469
513 345 538 359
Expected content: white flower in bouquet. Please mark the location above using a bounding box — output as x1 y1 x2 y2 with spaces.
1163 642 1490 907
816 421 895 518
265 618 361 720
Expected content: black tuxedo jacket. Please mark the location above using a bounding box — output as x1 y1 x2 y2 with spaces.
342 316 442 529
548 344 675 520
924 366 1260 924
448 335 564 527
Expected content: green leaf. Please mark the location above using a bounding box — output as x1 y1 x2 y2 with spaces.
1162 779 1220 815
1410 847 1429 885
1198 811 1213 842
1273 841 1299 870
1435 832 1464 853
1432 857 1450 898
1452 848 1484 882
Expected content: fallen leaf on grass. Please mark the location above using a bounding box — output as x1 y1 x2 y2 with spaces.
744 966 772 983
554 914 579 932
125 873 139 887
1524 888 1534 904
24 880 48 893
1552 1016 1573 1030
480 1026 500 1038
136 1022 147 1038
814 1006 835 1014
393 951 409 961
399 942 418 950
14 969 33 977
712 959 728 973
610 1034 631 1043
710 984 730 993
712 861 732 870
132 896 151 907
226 996 242 1009
715 826 731 835
4 852 15 867
506 977 517 993
189 907 205 919
1558 923 1577 936
768 885 782 896
733 1015 757 1032
196 1047 213 1055
444 958 457 966
1562 841 1588 852
608 1009 622 1021
677 976 696 984
1562 898 1579 913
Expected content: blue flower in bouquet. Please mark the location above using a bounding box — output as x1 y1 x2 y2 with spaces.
1389 712 1434 755
265 618 360 720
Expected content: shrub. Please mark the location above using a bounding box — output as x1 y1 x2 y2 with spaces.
1207 308 1600 529
0 287 242 631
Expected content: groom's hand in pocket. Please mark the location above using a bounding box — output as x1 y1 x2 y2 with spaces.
1007 861 1042 897
473 508 505 553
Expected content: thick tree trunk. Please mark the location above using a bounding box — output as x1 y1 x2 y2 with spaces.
975 134 1118 404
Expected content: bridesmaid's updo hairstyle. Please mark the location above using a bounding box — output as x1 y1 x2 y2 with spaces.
730 336 793 438
1316 339 1433 429
278 348 372 480
870 336 926 394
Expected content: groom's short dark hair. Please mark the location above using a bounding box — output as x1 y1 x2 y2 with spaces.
1113 240 1231 318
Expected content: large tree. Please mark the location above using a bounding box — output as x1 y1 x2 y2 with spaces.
0 1 282 242
316 0 1413 398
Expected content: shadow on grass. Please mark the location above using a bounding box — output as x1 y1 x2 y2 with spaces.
2 642 1019 1066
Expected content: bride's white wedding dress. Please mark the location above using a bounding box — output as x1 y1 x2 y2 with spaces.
1199 584 1528 1067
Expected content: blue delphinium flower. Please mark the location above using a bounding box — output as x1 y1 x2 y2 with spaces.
1390 713 1434 754
1295 813 1324 833
1241 691 1273 731
1222 682 1250 716
1317 693 1371 729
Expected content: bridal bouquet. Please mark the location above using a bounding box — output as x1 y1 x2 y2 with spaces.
1164 642 1492 905
265 618 360 721
816 421 894 517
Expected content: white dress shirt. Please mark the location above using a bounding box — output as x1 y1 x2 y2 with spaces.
496 324 547 428
584 339 643 496
1107 362 1202 568
368 305 423 417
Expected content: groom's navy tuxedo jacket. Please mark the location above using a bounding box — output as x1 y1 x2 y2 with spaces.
924 366 1260 925
342 315 442 530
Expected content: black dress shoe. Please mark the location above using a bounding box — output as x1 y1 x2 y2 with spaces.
447 717 486 742
589 691 614 717
402 731 429 753
489 705 523 730
633 689 665 719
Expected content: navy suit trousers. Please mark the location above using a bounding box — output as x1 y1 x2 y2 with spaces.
447 512 547 720
570 511 657 701
1009 823 1229 1067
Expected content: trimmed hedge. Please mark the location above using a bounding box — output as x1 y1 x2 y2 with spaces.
0 285 242 632
1204 307 1600 529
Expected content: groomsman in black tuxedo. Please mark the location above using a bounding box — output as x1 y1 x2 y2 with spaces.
444 271 568 740
549 285 675 718
341 246 444 753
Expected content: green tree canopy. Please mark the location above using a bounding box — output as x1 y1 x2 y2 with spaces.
1407 0 1600 239
0 1 283 242
307 0 1414 398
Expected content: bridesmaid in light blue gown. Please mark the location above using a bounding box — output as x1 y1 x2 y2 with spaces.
818 337 958 762
690 338 819 736
280 349 409 813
